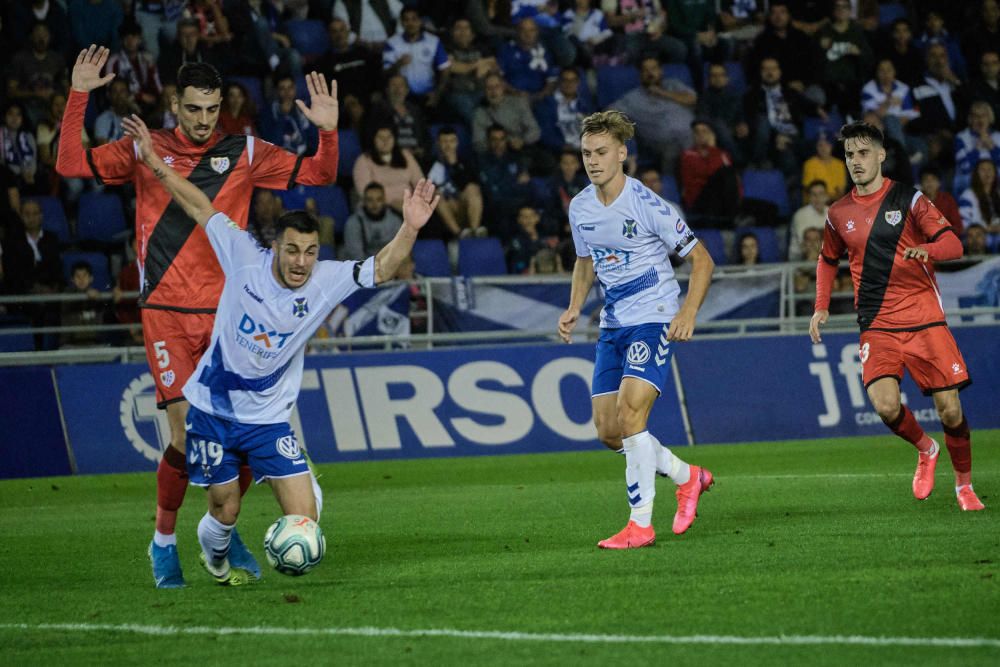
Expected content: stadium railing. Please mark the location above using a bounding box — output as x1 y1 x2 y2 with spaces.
1 255 998 365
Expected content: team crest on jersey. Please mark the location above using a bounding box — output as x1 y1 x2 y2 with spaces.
160 370 175 387
210 157 230 174
292 297 309 319
884 210 902 226
622 219 638 239
846 220 856 232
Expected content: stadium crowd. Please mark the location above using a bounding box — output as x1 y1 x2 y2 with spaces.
1 0 999 349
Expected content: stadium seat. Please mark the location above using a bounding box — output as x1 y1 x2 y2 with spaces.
77 192 127 243
697 228 728 266
742 227 782 263
303 185 350 234
878 2 906 27
27 196 70 243
596 65 640 108
275 187 307 211
62 251 112 290
660 174 681 203
337 128 362 178
741 169 790 217
318 244 336 261
802 111 844 143
228 77 265 116
528 177 552 206
458 237 507 276
285 20 330 60
412 239 451 277
662 63 694 89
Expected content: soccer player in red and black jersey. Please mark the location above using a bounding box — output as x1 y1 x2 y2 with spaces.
56 46 342 586
809 121 984 512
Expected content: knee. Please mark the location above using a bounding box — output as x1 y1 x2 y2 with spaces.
937 402 963 429
210 498 241 526
593 415 621 450
871 396 901 423
615 402 645 436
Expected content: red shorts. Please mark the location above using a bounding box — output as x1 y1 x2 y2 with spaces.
141 308 216 408
859 325 971 395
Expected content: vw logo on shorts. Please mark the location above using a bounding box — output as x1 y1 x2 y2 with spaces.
276 435 301 460
627 341 651 366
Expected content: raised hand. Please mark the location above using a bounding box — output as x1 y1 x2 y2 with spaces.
295 71 339 131
72 45 116 93
401 179 440 230
122 114 157 166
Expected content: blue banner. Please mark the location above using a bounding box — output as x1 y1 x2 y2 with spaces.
676 328 1000 443
55 345 689 474
0 367 71 479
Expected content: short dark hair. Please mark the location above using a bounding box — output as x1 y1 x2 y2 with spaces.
487 124 507 136
806 179 827 191
364 182 385 194
919 165 941 180
119 20 142 38
176 63 222 95
837 121 883 147
437 125 457 138
71 261 93 275
274 210 320 240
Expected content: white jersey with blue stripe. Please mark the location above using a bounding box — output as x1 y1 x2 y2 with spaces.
569 176 698 328
183 213 375 424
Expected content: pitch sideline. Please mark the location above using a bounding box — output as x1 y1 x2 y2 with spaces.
1 623 998 649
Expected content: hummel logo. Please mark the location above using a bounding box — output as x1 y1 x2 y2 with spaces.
184 422 193 431
579 224 596 231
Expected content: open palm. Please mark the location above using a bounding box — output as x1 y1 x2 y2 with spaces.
294 72 339 131
402 179 440 230
71 45 116 93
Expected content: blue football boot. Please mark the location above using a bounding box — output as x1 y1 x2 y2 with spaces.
148 541 186 589
227 528 262 579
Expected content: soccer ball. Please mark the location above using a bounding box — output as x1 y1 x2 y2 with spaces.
263 514 325 576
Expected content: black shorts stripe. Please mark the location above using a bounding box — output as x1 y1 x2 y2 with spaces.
143 135 248 301
863 321 947 333
856 183 915 331
921 379 972 396
863 373 902 390
139 301 218 315
85 148 104 186
286 155 305 189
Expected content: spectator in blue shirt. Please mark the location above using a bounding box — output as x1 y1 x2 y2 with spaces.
259 74 317 156
534 67 593 151
498 17 559 103
383 7 451 105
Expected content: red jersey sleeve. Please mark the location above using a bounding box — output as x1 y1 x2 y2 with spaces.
911 192 963 262
815 219 845 311
248 130 339 190
56 90 137 183
86 138 138 185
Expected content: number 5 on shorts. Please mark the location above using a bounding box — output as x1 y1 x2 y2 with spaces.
154 340 170 369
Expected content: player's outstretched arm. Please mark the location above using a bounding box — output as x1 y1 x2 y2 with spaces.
122 115 218 228
558 256 595 343
668 243 714 342
295 72 339 131
373 179 440 284
71 44 116 93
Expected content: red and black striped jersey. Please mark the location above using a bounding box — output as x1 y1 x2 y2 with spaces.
821 178 959 331
86 128 337 311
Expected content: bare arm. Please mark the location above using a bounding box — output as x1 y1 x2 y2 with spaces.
557 255 596 342
373 179 440 284
122 115 217 227
668 243 714 342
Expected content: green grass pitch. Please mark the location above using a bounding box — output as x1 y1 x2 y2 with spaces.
1 433 998 665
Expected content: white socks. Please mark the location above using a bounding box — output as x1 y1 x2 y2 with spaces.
198 512 234 572
311 469 324 521
650 433 691 485
152 531 176 548
622 431 658 528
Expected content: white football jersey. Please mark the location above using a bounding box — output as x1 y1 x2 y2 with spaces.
569 176 698 328
183 213 375 424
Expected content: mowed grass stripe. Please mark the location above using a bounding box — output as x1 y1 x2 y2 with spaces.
2 622 999 649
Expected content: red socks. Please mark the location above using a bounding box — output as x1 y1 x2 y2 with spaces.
884 405 931 451
943 417 972 486
155 446 189 535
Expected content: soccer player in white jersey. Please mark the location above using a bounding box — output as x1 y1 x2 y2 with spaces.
558 111 716 549
123 114 440 584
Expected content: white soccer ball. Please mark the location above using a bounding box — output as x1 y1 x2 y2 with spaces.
263 514 326 576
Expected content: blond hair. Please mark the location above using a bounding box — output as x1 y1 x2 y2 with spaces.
580 110 636 145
